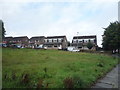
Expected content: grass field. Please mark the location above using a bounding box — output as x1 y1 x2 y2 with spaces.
2 48 119 88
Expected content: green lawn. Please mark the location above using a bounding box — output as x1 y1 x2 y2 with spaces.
2 48 119 88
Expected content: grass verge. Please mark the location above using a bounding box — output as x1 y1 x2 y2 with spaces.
2 48 119 88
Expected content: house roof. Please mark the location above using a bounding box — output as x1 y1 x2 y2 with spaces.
30 36 45 40
13 36 28 40
3 37 13 40
46 35 66 39
4 37 13 39
73 35 96 39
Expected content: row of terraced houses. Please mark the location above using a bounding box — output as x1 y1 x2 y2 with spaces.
2 35 97 50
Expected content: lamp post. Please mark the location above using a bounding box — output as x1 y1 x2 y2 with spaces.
118 1 120 22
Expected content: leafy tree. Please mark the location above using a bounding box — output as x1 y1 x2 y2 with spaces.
102 21 120 53
67 41 70 46
87 42 93 50
0 20 6 40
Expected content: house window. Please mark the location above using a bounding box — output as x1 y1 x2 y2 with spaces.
35 40 38 42
18 40 21 42
90 40 94 43
82 40 84 43
61 39 64 42
78 39 82 43
49 39 52 42
48 45 52 47
44 39 47 42
73 40 76 43
47 39 52 42
64 40 66 42
79 41 82 43
54 45 57 47
54 39 57 42
89 39 91 42
76 40 78 43
58 40 61 42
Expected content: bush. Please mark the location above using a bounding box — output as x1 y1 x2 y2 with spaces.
63 77 74 88
72 75 85 88
87 42 94 50
21 73 30 85
37 80 43 88
63 76 85 88
97 63 104 67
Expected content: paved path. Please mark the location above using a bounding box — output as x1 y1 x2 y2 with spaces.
92 64 119 88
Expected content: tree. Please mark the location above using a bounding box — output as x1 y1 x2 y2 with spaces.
0 20 6 39
102 21 120 53
87 42 93 50
67 41 70 46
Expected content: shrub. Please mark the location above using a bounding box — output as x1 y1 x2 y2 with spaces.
63 77 74 88
37 80 43 88
87 42 94 50
4 74 7 80
73 75 85 88
97 63 104 67
21 73 30 85
12 72 16 80
43 67 47 73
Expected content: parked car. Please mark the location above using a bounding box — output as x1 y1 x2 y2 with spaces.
35 44 46 50
67 46 74 51
0 43 7 47
11 44 21 49
44 46 47 49
67 46 80 52
72 48 80 52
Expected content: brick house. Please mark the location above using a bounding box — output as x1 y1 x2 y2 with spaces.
2 37 13 44
43 36 68 49
29 36 45 48
12 36 29 47
71 35 97 50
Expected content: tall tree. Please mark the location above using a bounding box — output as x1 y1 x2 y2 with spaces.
0 20 6 40
102 21 120 53
67 41 70 46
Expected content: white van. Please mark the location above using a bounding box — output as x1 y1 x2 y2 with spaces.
67 46 80 52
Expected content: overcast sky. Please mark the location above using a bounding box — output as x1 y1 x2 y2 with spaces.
0 0 119 47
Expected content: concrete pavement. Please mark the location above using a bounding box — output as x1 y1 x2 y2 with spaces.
92 64 119 88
